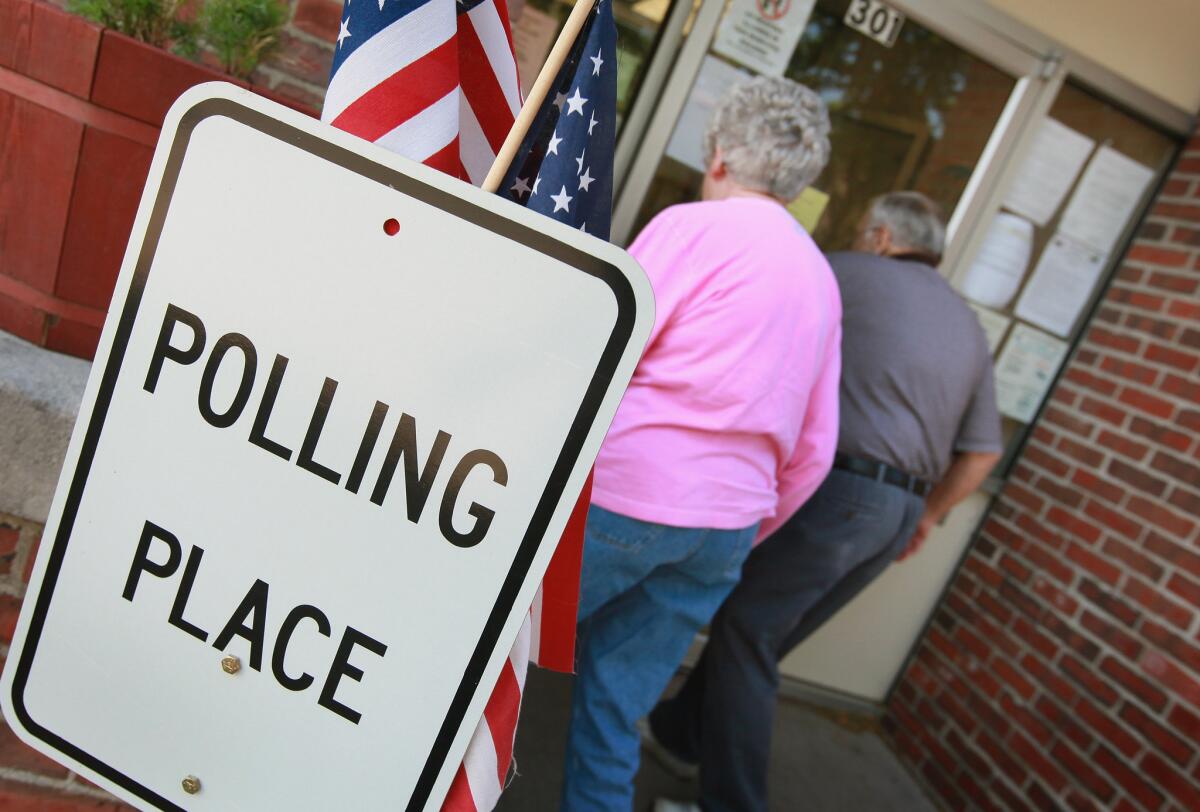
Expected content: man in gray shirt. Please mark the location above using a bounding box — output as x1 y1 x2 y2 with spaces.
647 192 1003 812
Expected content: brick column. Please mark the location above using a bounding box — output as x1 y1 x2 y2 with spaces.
885 131 1200 808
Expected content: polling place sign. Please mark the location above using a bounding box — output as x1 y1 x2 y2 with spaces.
0 84 652 811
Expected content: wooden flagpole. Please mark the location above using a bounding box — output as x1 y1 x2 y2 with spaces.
480 0 598 194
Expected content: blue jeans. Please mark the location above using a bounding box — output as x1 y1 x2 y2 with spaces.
560 506 757 812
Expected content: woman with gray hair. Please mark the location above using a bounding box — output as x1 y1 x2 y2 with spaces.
560 77 843 811
700 74 832 202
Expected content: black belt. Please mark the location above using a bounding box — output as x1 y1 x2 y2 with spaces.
832 453 932 497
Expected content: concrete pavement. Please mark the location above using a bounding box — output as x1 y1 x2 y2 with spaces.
495 667 937 811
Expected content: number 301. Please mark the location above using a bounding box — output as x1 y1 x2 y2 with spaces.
844 0 905 47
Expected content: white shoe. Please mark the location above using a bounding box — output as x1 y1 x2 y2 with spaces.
636 717 700 780
653 800 701 812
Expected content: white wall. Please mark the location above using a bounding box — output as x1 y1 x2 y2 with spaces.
988 0 1200 113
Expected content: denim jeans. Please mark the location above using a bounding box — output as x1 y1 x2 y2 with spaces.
648 469 925 812
560 505 757 812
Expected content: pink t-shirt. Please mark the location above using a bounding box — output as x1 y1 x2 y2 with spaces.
592 197 842 540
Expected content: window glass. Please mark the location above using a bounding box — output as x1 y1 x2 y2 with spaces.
510 0 679 128
1018 82 1178 270
628 0 1016 250
960 82 1179 470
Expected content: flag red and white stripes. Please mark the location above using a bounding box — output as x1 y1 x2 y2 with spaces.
442 480 588 809
323 0 521 185
442 618 530 811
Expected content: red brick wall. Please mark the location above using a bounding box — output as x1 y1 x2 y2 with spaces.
885 131 1200 809
252 0 341 111
0 514 135 809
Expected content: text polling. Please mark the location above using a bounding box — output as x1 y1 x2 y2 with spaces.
143 302 511 550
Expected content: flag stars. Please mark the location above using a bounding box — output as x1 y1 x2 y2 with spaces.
588 112 599 135
551 186 573 213
589 51 604 76
547 131 563 155
565 87 588 115
532 174 542 195
578 167 595 192
553 92 567 112
337 18 351 48
575 148 586 175
510 176 532 198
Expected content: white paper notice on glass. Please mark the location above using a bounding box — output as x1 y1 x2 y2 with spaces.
959 212 1035 310
512 6 559 97
995 323 1070 423
966 301 1012 355
1059 146 1155 254
712 0 817 76
1003 118 1095 226
1014 232 1108 337
666 55 755 172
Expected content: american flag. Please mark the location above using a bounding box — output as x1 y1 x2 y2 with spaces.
498 0 617 239
322 0 616 808
322 0 520 183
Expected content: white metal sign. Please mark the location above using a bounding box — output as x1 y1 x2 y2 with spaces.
843 0 905 48
0 84 652 811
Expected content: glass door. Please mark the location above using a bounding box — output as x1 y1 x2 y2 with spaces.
613 0 1036 250
599 0 1189 705
607 0 1046 702
782 78 1182 704
509 0 684 128
951 81 1180 471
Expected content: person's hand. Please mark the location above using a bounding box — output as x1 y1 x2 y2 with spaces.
898 514 936 561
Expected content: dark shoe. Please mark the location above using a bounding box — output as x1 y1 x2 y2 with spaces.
637 718 699 780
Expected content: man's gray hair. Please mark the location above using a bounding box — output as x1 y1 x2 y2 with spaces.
862 192 947 259
702 77 832 202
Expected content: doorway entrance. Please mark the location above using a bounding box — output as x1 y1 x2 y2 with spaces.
606 0 1186 703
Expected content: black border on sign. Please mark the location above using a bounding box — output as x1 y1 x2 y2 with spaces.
9 97 637 812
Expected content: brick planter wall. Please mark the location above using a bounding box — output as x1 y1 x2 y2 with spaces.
885 131 1200 808
256 0 340 110
0 0 320 359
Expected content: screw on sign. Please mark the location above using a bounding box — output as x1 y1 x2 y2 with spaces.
0 83 653 812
